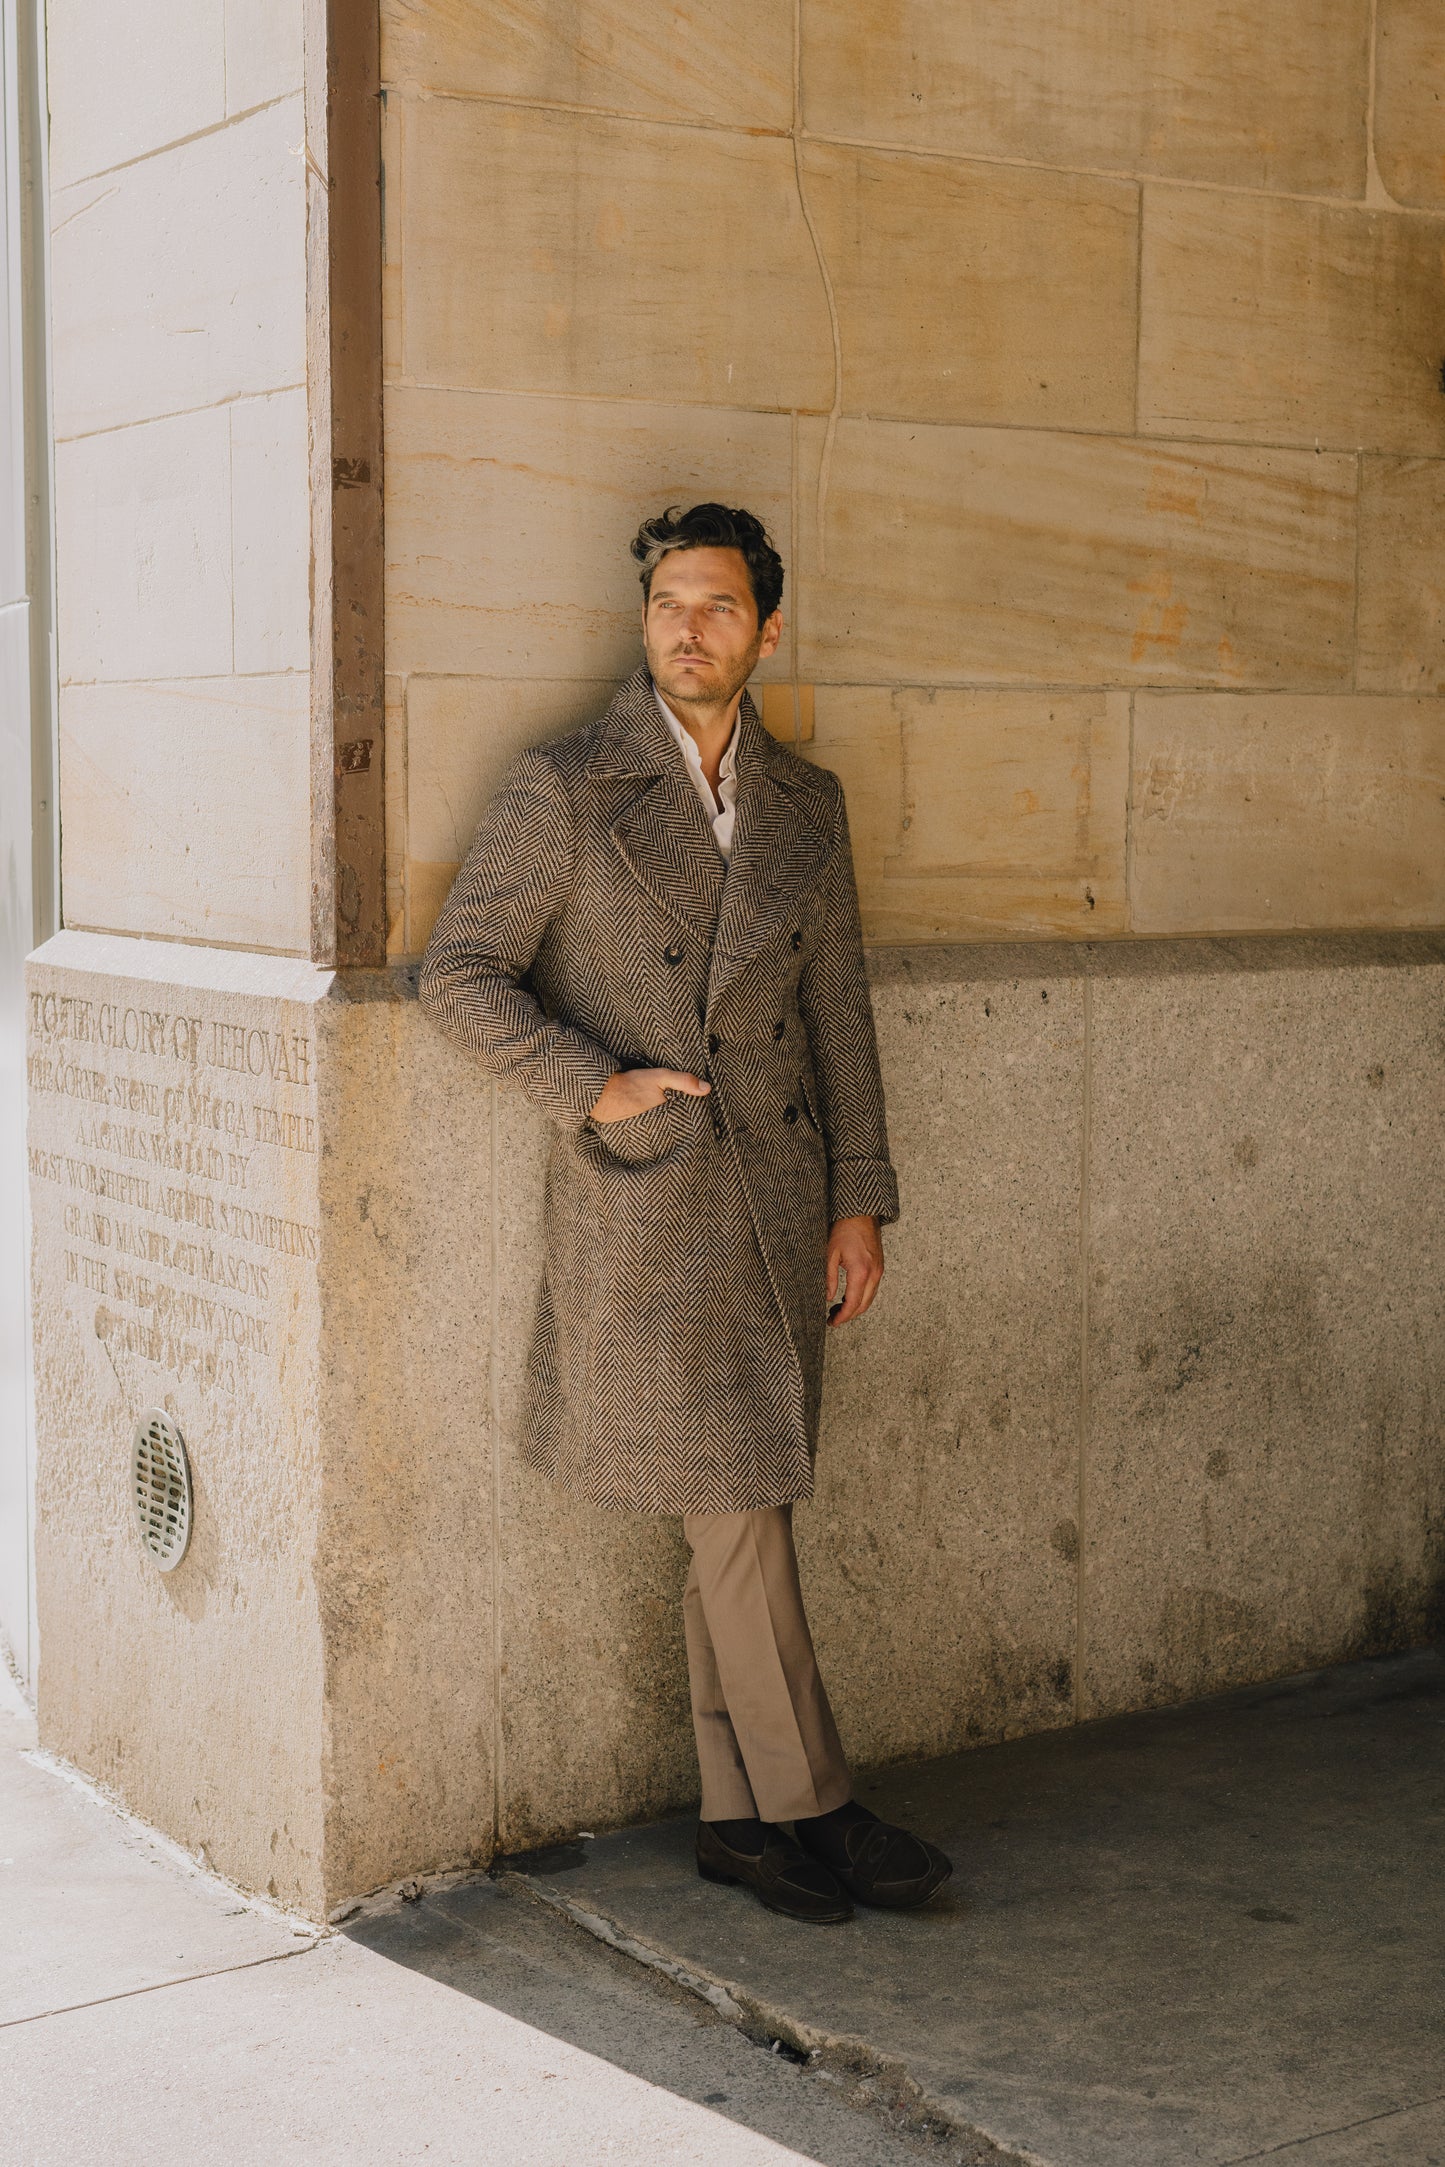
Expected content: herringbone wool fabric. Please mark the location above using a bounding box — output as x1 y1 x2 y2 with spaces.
418 664 900 1514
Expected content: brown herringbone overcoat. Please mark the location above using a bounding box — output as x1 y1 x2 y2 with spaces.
418 666 899 1514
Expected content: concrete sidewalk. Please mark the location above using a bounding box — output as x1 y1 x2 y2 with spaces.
0 1669 963 2167
4 1651 1442 2166
509 1648 1445 2167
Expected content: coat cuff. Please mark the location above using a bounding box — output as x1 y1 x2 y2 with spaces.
544 1036 623 1127
829 1157 900 1227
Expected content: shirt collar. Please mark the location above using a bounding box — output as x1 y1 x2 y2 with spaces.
654 684 741 779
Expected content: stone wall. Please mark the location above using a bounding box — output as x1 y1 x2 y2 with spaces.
379 0 1445 958
22 0 1445 1915
45 0 314 954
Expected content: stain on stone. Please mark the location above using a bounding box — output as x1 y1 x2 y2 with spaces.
1051 1657 1072 1701
1139 1658 1157 1683
1050 1517 1079 1564
1232 1135 1259 1170
1137 1341 1158 1372
1168 1341 1204 1393
988 1392 1012 1433
1247 1906 1298 1924
1206 1449 1230 1480
1366 1064 1385 1089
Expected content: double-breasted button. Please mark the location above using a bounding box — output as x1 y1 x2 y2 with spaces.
663 943 684 965
707 1032 720 1055
783 1103 799 1124
790 930 802 951
772 1019 785 1040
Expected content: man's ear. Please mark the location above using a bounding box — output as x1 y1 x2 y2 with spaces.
759 608 783 661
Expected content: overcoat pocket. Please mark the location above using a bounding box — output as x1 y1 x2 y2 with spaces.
584 1092 681 1166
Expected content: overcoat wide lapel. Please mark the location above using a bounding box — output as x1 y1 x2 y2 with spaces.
588 669 725 943
708 692 835 1011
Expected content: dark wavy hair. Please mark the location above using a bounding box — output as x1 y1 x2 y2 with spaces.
630 502 784 626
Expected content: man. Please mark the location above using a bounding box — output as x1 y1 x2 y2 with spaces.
420 503 950 1923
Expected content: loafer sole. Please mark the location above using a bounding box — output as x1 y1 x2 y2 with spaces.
697 1853 853 1924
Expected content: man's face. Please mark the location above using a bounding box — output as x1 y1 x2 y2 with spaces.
642 545 782 712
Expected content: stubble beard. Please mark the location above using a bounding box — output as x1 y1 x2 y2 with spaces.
648 636 762 720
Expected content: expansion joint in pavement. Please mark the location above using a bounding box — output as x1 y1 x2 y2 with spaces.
0 1939 323 2033
499 1868 1041 2167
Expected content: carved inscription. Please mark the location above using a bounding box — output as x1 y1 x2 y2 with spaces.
28 988 321 1398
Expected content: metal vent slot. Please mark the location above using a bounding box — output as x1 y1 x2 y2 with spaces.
131 1410 192 1571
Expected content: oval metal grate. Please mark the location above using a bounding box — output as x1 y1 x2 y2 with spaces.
131 1410 192 1571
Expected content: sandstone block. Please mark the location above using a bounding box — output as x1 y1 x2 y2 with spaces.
801 0 1370 198
796 418 1356 690
45 0 224 190
50 97 307 439
1373 0 1445 208
1357 457 1445 692
59 678 313 954
1130 693 1445 934
1139 188 1445 453
400 97 831 411
385 387 793 680
803 141 1137 432
382 0 791 130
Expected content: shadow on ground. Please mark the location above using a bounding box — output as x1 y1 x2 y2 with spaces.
349 1649 1445 2167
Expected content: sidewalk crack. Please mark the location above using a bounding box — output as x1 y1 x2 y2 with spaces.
0 1942 322 2032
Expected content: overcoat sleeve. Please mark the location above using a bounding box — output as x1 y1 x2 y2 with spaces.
417 747 620 1127
798 783 901 1228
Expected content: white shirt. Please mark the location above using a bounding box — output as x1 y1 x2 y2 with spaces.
655 686 740 860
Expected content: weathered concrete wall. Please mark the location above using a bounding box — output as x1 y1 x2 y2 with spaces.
379 0 1445 957
486 934 1445 1848
27 924 1445 1895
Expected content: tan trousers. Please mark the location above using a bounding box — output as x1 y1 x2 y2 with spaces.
681 1504 853 1823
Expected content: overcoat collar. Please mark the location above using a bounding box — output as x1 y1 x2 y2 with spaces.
587 666 836 1005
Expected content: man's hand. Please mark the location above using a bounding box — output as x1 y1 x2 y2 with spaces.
826 1215 884 1327
590 1068 710 1123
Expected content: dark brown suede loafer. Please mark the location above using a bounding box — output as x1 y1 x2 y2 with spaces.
796 1813 953 1911
696 1820 854 1923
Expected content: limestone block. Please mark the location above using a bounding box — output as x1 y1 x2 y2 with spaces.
404 677 615 953
1083 942 1445 1717
1374 0 1445 208
55 410 233 686
385 387 793 679
314 977 496 1899
1129 694 1445 934
1139 189 1445 454
27 936 500 1915
230 389 311 676
799 949 1086 1763
796 417 1356 690
803 141 1137 431
59 678 312 955
45 0 225 191
399 98 832 412
382 0 791 130
225 0 307 113
27 935 330 1911
801 0 1370 198
50 97 307 440
1357 457 1445 692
